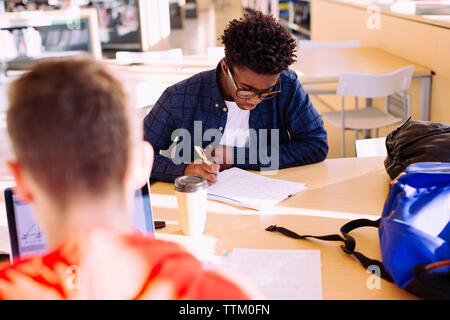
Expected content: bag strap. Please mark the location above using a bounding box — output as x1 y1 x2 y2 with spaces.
266 218 394 283
415 260 450 273
408 260 450 299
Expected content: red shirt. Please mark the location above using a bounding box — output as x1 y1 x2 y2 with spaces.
0 229 251 299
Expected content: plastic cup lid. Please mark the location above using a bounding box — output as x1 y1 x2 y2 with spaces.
174 175 208 192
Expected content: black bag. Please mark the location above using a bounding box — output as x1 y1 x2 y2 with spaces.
384 118 450 180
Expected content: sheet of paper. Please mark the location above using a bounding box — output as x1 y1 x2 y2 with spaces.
207 167 306 210
202 248 322 300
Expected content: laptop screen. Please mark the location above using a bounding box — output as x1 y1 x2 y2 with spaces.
5 185 154 260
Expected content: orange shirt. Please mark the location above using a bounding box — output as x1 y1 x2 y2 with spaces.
0 229 251 299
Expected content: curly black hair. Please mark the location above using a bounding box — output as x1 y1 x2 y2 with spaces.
220 11 297 75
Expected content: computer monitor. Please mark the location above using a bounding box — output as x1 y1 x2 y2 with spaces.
0 8 102 70
90 0 170 51
4 184 154 262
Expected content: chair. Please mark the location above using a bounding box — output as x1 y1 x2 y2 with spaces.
207 46 225 60
355 137 387 158
115 48 183 65
322 66 414 157
135 79 164 109
299 40 361 95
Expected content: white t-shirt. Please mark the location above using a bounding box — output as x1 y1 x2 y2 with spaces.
219 100 250 148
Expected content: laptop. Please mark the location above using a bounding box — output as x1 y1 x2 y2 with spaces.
4 184 155 262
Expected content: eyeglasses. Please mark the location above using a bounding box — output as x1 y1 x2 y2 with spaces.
227 67 281 100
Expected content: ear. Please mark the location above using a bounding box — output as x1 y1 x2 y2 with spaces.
131 141 154 190
6 161 33 202
220 58 228 73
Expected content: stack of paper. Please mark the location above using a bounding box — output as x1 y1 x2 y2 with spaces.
202 248 322 300
207 167 306 210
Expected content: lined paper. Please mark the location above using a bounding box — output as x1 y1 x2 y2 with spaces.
207 167 306 210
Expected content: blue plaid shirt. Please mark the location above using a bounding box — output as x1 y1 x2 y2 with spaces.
144 63 328 182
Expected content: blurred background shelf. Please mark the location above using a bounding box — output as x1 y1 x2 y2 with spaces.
169 0 186 29
242 0 310 38
186 0 198 18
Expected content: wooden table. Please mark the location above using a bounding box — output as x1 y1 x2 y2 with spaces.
293 47 431 82
104 46 432 120
294 47 432 121
0 157 418 299
151 157 418 300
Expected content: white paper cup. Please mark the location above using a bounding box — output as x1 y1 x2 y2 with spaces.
174 175 208 236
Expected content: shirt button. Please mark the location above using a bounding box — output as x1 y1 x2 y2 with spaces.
219 126 223 131
215 103 219 107
223 107 227 112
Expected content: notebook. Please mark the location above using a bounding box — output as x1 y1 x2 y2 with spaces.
207 167 306 210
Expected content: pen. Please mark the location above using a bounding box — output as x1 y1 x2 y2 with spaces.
194 145 212 165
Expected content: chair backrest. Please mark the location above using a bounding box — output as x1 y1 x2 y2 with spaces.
355 137 387 157
207 46 225 60
116 48 183 65
135 79 164 109
337 66 414 98
298 39 361 51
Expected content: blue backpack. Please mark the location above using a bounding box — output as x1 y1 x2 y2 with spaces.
266 162 450 299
